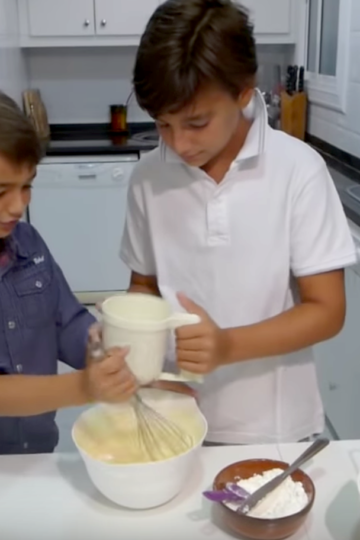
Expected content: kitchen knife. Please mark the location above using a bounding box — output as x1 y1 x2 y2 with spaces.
298 66 305 93
286 65 293 95
292 65 298 93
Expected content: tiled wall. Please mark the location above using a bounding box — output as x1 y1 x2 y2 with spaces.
307 0 360 158
25 44 294 125
0 0 28 104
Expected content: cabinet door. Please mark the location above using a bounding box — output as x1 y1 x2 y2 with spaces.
314 266 360 440
95 0 159 36
240 0 292 35
27 0 95 37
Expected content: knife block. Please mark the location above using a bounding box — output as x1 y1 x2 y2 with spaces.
280 91 307 141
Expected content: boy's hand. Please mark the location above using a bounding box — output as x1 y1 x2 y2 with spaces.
175 293 231 374
84 325 138 403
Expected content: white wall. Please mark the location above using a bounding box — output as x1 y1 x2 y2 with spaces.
25 44 293 124
25 47 151 124
307 0 360 158
0 0 28 104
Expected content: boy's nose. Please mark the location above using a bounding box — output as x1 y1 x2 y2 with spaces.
7 191 26 219
172 132 193 157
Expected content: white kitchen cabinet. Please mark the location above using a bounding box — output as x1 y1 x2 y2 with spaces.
95 0 159 36
26 0 95 37
18 0 297 47
18 0 160 46
314 265 360 440
241 0 292 35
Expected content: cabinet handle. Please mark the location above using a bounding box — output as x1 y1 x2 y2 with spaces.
78 174 97 180
84 19 90 27
100 19 107 27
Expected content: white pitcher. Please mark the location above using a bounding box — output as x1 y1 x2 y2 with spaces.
101 293 203 385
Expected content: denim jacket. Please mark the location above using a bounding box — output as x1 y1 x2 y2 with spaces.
0 223 95 454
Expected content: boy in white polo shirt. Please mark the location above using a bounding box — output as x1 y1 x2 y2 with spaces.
120 0 357 444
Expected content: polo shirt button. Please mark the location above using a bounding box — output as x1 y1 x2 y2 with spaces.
8 321 16 330
35 280 43 289
16 364 23 373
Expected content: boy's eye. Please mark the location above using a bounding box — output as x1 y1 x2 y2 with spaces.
189 122 208 129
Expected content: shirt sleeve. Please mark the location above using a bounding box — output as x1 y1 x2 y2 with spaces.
120 167 156 276
51 257 96 370
290 161 357 277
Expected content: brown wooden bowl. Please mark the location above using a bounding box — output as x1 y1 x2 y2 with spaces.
213 459 315 540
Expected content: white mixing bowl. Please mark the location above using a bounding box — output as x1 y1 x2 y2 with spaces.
72 389 208 509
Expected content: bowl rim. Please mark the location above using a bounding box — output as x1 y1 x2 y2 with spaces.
71 403 208 468
213 458 316 524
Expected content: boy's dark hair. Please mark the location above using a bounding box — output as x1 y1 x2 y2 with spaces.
133 0 257 118
0 91 43 167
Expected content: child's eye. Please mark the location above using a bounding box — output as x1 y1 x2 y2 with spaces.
190 123 208 129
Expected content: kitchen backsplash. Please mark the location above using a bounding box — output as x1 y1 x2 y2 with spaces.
25 44 294 124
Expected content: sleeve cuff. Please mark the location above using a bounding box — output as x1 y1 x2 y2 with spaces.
292 251 358 277
120 248 155 277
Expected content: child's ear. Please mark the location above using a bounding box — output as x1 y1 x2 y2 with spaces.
238 87 255 110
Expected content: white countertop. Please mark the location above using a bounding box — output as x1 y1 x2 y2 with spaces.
1 441 360 540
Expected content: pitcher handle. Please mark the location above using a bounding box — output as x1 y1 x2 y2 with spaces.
179 371 204 383
168 312 201 329
167 312 203 383
160 371 204 383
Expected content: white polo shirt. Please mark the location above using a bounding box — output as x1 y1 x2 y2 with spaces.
120 90 357 444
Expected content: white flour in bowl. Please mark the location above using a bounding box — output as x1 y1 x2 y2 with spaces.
225 468 309 519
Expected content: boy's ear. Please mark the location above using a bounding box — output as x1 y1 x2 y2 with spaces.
238 87 255 110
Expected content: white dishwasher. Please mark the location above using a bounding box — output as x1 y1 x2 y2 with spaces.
29 154 138 303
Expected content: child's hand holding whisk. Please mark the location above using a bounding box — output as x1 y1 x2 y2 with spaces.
83 324 138 404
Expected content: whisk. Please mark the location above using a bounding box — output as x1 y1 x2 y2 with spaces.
89 340 193 462
131 392 192 461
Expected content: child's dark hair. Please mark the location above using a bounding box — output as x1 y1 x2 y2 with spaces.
0 91 43 167
133 0 257 118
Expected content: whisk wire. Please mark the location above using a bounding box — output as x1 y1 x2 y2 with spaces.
89 338 192 461
132 394 193 460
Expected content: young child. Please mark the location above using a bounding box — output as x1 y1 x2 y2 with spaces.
0 91 137 454
120 0 357 445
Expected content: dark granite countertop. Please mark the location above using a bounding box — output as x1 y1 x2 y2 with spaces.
314 149 360 229
306 134 360 228
44 122 158 157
